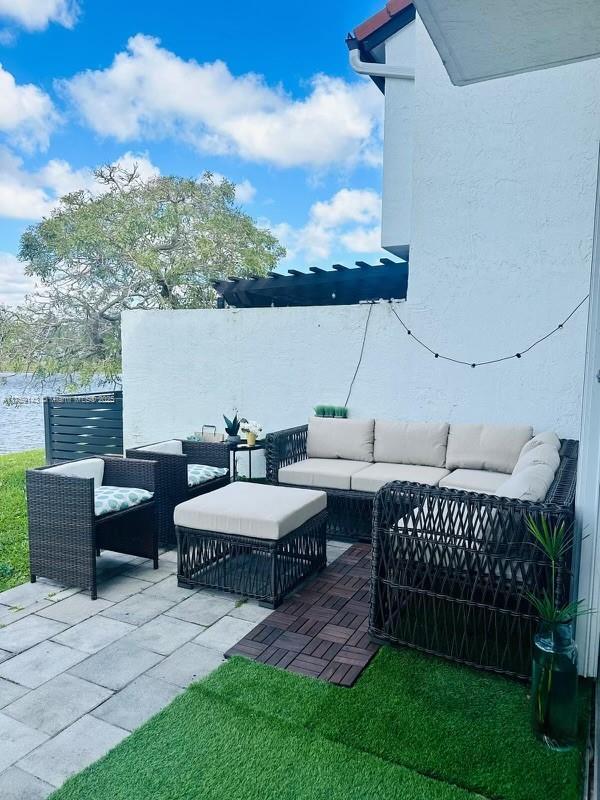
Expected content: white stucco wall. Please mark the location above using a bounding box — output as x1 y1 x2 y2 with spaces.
381 22 416 258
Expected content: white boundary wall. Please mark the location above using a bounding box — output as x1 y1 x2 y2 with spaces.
122 299 585 449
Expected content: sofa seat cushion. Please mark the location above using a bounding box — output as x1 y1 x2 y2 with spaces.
307 417 374 462
351 463 450 493
445 423 533 473
279 458 370 490
374 421 449 467
45 458 105 490
173 482 327 540
137 439 183 456
94 486 153 517
187 464 228 488
438 469 508 495
495 464 556 502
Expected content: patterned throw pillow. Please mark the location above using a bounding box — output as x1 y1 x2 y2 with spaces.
94 485 154 517
187 464 228 488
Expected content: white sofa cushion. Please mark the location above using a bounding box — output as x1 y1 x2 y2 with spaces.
373 421 449 467
173 482 327 540
95 486 153 517
495 464 556 502
279 458 370 490
137 439 183 456
445 423 533 473
306 417 374 462
45 458 105 490
351 463 449 493
438 469 508 494
513 443 560 475
520 431 561 456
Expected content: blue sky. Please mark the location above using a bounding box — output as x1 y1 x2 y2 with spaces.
0 0 387 303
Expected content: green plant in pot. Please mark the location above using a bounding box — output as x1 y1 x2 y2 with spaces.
526 515 590 750
223 413 241 443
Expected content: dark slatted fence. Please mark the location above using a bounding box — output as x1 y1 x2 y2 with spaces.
43 391 123 464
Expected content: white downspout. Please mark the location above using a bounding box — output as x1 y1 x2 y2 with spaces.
348 46 415 82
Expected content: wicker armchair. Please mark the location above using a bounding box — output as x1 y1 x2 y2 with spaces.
369 442 579 679
126 439 231 547
27 456 158 600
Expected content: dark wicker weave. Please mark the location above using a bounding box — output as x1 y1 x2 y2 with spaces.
126 440 231 547
27 456 158 600
177 509 327 608
369 443 578 679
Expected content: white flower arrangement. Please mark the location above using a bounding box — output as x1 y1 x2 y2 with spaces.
240 419 262 436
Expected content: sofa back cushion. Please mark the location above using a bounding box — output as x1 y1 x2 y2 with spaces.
137 439 183 456
374 420 449 467
495 464 556 502
307 417 374 462
45 457 105 490
445 423 533 474
513 443 560 475
519 431 561 457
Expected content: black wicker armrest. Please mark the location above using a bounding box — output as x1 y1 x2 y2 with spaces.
27 468 95 524
103 456 157 493
182 440 230 470
265 424 308 483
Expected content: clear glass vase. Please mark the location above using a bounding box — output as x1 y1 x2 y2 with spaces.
531 621 578 750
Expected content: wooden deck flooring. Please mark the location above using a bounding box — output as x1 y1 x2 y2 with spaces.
225 543 378 687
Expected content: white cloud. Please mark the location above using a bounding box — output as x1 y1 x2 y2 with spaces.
0 147 160 220
61 35 383 170
209 172 256 204
0 64 57 150
0 251 35 305
272 188 382 262
0 0 79 31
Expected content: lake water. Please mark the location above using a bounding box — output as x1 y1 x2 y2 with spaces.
0 374 109 455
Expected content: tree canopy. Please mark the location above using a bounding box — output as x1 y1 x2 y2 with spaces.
0 166 284 387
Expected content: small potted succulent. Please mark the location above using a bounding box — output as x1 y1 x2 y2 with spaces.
223 412 241 443
240 419 262 447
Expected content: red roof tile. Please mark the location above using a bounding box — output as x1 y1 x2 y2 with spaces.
354 1 413 42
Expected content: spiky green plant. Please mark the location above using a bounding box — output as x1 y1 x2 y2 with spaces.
223 413 240 436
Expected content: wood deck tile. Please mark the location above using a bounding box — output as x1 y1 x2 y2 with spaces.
224 544 378 686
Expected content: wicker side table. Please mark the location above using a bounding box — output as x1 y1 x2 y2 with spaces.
175 483 327 608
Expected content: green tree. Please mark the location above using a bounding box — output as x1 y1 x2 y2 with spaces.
0 166 284 387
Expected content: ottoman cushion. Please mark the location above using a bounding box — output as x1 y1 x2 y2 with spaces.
174 482 326 540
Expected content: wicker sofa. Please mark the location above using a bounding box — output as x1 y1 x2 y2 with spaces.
266 418 578 542
267 417 578 678
126 439 231 547
27 455 158 599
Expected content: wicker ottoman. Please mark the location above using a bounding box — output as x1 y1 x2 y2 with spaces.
174 482 327 608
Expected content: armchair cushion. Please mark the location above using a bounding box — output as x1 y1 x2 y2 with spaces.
45 458 105 490
187 464 228 487
279 458 370 490
307 417 374 462
374 420 449 467
351 463 449 492
438 469 508 494
94 485 153 517
137 439 183 456
445 423 532 473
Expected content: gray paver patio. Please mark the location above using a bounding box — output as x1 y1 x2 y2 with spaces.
92 674 182 731
0 766 53 800
17 714 129 787
0 541 351 795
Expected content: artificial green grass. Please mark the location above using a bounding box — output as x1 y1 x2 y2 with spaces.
0 449 44 592
49 649 590 800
